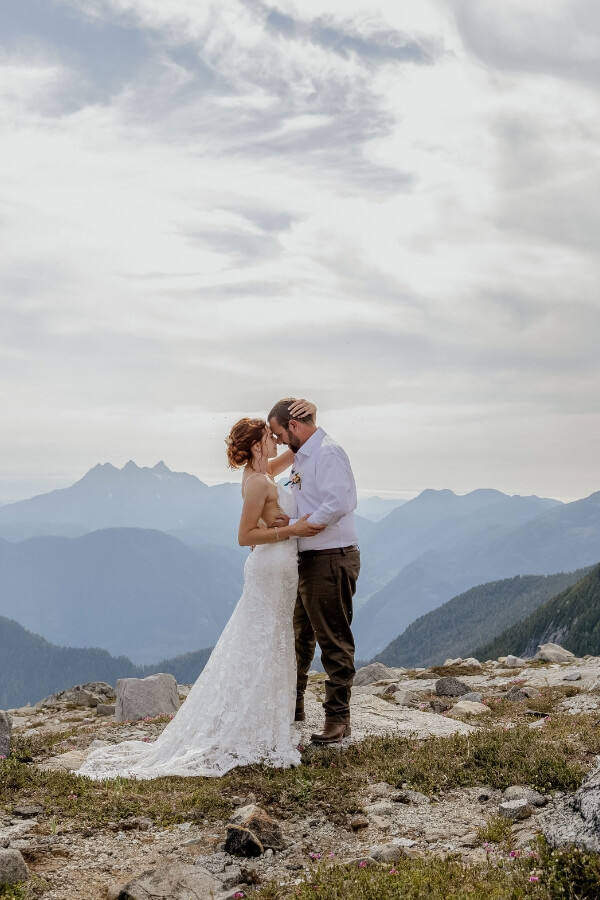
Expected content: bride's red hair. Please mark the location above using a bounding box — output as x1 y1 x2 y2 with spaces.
226 418 267 468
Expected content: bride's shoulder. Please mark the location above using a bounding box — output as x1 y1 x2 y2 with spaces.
242 472 273 497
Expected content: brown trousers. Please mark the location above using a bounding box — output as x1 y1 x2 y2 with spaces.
294 548 360 724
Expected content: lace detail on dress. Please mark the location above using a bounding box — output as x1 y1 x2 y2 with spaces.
78 485 300 779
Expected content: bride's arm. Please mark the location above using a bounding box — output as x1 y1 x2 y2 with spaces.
238 478 325 546
266 399 317 479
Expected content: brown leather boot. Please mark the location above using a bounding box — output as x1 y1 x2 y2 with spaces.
294 702 305 723
310 721 351 743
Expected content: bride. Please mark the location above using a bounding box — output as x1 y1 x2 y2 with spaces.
78 400 323 779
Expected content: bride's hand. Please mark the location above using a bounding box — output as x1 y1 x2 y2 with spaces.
290 514 326 537
288 398 316 420
265 514 290 528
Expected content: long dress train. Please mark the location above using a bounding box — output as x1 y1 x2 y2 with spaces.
77 484 300 779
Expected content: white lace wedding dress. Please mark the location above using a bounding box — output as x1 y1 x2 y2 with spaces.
78 484 301 779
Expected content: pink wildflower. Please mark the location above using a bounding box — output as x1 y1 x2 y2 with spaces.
234 893 245 899
358 860 367 868
328 852 335 858
309 852 321 860
509 850 521 858
529 875 539 883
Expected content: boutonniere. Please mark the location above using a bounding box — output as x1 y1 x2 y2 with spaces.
284 469 302 489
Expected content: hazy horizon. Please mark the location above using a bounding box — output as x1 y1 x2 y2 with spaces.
0 458 590 509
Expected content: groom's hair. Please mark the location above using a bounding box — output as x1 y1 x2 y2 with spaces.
268 398 314 428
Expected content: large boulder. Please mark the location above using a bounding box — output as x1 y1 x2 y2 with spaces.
107 862 226 900
0 849 28 885
0 710 11 759
115 673 179 722
354 663 396 686
543 761 600 852
534 643 575 664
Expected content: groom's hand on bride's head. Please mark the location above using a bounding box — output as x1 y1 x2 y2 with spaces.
288 398 316 420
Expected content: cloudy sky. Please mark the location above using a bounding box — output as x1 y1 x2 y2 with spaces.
1 0 599 504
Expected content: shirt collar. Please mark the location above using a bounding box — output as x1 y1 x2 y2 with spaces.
295 426 325 460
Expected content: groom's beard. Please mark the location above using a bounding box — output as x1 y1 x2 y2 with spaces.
287 432 301 453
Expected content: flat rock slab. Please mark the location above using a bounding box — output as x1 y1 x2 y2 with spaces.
38 749 91 773
109 862 226 900
300 693 474 741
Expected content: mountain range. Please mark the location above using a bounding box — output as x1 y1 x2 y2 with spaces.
474 564 600 661
0 528 243 663
373 567 593 669
0 614 214 709
354 491 600 658
1 461 599 671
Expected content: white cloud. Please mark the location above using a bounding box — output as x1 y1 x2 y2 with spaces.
0 0 599 502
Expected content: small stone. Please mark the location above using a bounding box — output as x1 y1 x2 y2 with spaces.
12 805 43 818
458 833 480 848
460 692 483 703
354 663 396 686
394 690 421 707
370 814 390 831
478 790 492 802
227 804 285 851
435 677 470 697
0 711 12 760
534 643 575 664
391 790 430 805
96 704 116 717
505 685 541 702
370 839 417 862
382 683 399 695
350 816 369 830
0 848 28 885
430 697 452 713
221 864 243 888
563 672 582 682
503 786 547 807
498 799 532 821
504 655 527 667
366 802 393 816
343 856 378 866
448 700 491 717
368 782 392 799
224 825 264 857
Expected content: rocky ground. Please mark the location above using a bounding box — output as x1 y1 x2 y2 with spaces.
2 644 600 899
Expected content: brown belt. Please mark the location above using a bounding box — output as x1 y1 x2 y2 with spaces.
298 545 359 559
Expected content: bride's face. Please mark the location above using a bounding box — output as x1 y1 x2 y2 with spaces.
261 429 278 459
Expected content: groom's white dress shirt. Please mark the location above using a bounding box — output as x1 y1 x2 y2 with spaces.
288 427 358 552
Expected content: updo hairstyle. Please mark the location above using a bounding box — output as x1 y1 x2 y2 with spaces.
226 418 267 469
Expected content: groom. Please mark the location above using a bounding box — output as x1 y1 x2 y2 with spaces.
268 399 360 743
